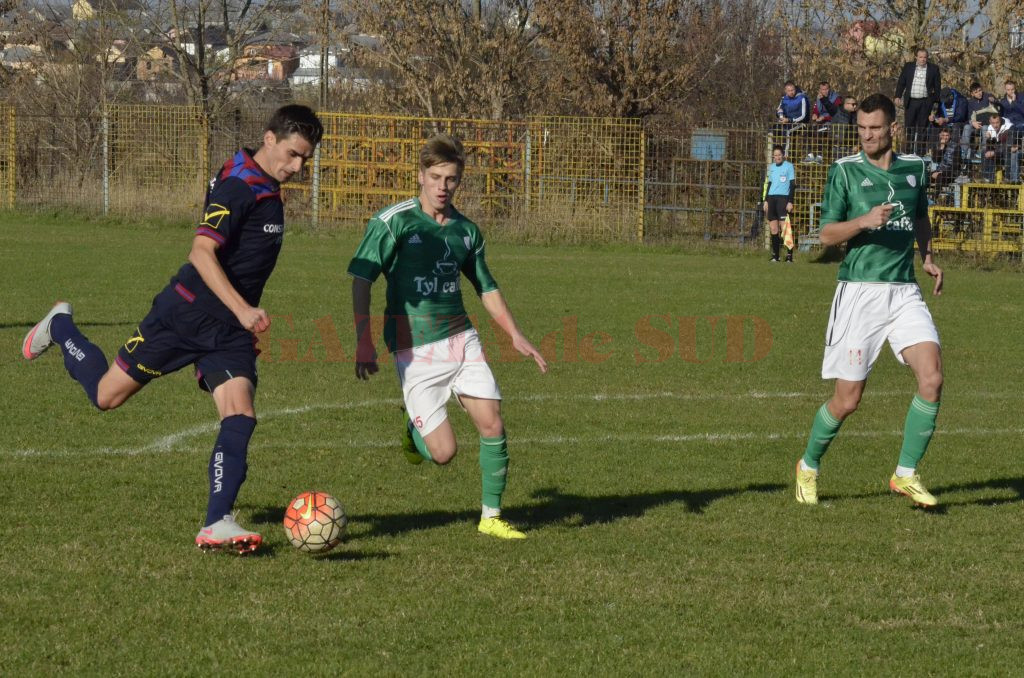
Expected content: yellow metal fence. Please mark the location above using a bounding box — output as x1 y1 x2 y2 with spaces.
2 105 1021 255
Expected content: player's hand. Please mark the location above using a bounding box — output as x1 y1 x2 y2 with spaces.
355 341 378 380
786 202 793 214
513 335 548 374
861 203 894 231
762 202 768 213
923 261 943 296
237 307 270 333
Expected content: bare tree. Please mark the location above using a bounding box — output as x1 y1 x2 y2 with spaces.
533 0 728 120
349 0 543 120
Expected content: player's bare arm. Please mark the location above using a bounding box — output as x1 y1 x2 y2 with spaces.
188 235 270 333
351 277 378 380
820 203 894 246
915 215 943 296
480 290 548 373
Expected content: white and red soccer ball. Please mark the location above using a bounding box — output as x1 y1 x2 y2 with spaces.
283 491 347 553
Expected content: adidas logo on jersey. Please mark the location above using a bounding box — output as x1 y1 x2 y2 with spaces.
408 234 422 245
860 178 873 187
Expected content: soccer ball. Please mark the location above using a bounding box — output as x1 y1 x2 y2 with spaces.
283 491 347 553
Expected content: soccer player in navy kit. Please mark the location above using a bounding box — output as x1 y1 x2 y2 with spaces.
22 105 323 553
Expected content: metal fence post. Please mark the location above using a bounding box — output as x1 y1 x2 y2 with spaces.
5 107 14 209
638 127 646 242
311 142 321 229
102 108 110 216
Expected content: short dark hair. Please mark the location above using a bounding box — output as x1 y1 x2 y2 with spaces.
772 144 784 154
858 93 896 124
265 105 323 146
1006 79 1017 87
915 48 929 57
420 134 465 171
969 82 982 92
819 81 830 88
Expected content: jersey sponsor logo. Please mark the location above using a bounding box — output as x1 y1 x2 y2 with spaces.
124 327 144 354
907 175 917 187
414 275 461 296
860 178 873 187
408 233 422 245
202 203 230 229
432 237 459 276
778 175 787 182
262 223 284 234
881 181 913 232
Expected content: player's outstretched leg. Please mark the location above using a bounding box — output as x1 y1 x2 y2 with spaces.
22 301 72 360
477 434 525 539
25 303 111 409
196 414 261 553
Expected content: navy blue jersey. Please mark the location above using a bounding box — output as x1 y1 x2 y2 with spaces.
166 149 285 327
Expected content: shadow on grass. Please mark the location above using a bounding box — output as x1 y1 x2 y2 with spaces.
932 476 1024 507
334 483 784 538
823 477 1024 511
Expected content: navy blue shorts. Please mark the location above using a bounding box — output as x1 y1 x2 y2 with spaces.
114 289 258 393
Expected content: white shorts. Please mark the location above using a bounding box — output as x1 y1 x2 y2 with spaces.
395 328 501 436
822 282 940 381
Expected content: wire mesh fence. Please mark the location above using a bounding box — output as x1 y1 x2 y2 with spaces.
2 105 1022 255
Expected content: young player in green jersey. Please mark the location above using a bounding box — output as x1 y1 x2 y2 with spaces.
794 93 945 508
348 134 548 539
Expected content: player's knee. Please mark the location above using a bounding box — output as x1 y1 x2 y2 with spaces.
919 371 943 400
831 395 860 419
479 415 504 439
94 391 124 411
429 442 457 465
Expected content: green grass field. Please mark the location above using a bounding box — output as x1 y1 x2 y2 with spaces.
2 211 1023 675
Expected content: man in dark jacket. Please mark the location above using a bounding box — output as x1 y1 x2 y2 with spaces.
895 48 941 151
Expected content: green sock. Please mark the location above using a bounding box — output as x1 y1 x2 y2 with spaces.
479 435 508 511
801 403 843 470
409 421 433 462
897 395 940 469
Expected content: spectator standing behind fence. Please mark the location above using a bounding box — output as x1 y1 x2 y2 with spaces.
895 48 941 152
929 128 958 202
776 81 810 156
930 87 968 136
808 82 842 163
832 96 859 156
981 112 1021 183
999 80 1024 130
962 83 998 161
762 145 796 263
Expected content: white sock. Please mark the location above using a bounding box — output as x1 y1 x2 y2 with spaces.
895 465 916 478
799 459 817 473
481 505 501 519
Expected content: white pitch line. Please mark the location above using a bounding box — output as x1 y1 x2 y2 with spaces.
5 387 1022 459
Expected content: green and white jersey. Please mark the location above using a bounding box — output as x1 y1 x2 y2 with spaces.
347 198 499 353
820 151 929 283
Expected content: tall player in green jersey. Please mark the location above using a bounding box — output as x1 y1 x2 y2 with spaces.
348 134 548 539
794 94 945 508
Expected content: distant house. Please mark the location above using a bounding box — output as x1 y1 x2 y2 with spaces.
72 0 145 21
289 46 342 86
0 45 39 72
170 25 231 62
136 45 177 81
233 31 301 82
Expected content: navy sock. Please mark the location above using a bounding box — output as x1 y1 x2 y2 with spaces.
204 415 257 526
51 314 108 409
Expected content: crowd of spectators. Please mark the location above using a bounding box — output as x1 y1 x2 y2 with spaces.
773 47 1024 202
